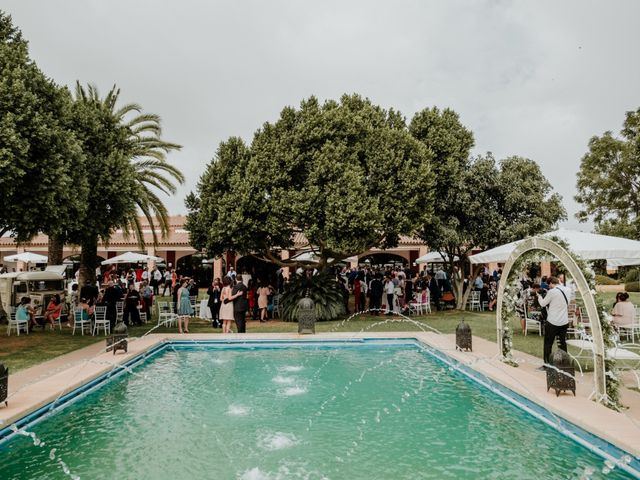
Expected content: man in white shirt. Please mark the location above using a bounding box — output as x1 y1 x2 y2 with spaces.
537 276 569 369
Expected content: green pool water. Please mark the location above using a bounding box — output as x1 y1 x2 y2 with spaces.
1 344 634 479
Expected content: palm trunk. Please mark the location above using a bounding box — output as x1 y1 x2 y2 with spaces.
48 234 64 265
79 237 98 287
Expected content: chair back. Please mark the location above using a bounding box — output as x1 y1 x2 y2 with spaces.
190 295 197 306
74 309 84 322
9 306 17 321
116 301 124 313
94 306 107 321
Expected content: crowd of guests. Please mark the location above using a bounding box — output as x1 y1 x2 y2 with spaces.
334 265 461 315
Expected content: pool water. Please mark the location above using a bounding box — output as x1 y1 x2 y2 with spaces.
1 343 635 479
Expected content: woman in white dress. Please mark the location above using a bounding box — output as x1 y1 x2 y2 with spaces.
219 276 235 333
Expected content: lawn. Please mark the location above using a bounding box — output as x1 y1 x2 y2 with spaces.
3 289 637 373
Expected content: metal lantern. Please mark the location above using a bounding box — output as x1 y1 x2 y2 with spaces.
106 321 129 355
546 348 576 397
456 319 472 351
297 295 316 334
0 363 8 407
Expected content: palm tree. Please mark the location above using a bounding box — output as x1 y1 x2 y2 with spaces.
61 84 184 284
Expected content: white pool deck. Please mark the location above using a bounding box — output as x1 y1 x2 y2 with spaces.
2 332 639 459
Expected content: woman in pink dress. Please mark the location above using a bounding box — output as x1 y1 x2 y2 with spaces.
257 281 272 322
219 277 235 333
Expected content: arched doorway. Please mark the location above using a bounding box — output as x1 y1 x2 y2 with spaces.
63 254 106 280
236 255 279 285
177 253 212 287
496 237 606 402
358 253 408 270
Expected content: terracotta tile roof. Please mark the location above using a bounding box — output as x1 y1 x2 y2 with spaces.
1 215 424 250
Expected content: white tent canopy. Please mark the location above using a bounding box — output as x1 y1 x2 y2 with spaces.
415 252 459 264
606 258 640 270
101 251 164 265
3 252 48 263
469 229 640 264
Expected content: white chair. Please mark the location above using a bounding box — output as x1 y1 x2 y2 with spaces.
468 291 482 311
92 306 110 336
139 311 148 324
157 302 178 327
7 306 29 336
116 301 124 323
72 308 91 336
189 296 200 317
567 332 640 388
523 304 542 336
272 294 281 319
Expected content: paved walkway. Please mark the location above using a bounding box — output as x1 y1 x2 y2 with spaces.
2 332 639 459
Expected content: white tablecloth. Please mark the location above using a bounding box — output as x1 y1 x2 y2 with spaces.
199 300 212 319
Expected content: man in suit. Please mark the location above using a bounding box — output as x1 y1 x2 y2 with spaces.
230 278 249 333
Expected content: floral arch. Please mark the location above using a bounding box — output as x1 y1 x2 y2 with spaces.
495 237 607 403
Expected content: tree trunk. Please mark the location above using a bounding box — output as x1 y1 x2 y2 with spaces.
79 238 98 287
458 264 482 310
48 234 64 265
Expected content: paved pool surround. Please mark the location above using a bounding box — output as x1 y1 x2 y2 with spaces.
1 332 639 476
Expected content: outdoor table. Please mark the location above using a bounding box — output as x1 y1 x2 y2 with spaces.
199 300 212 319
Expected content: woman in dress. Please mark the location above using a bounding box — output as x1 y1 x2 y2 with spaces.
257 280 272 322
44 294 63 330
219 276 235 333
177 279 193 333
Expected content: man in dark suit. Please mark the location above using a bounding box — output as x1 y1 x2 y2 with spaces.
231 278 249 333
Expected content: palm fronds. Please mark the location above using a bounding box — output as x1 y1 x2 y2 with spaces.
280 272 345 322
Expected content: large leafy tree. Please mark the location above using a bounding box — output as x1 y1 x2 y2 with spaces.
67 84 183 284
187 94 434 270
0 12 86 318
420 152 566 308
575 108 640 239
0 12 86 244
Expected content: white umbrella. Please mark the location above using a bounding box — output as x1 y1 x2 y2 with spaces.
3 252 48 263
470 229 640 264
101 251 164 265
415 252 459 264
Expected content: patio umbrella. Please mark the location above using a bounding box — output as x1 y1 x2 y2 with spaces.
469 228 640 264
3 252 48 263
101 251 164 265
415 252 459 264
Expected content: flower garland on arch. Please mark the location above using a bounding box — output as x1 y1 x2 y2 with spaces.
499 238 622 411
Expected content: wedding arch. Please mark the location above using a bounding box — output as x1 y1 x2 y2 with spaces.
495 237 607 402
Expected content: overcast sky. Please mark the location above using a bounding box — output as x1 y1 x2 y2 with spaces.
3 0 640 230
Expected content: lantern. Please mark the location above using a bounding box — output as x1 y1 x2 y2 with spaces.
546 348 576 397
107 321 129 355
297 295 316 334
0 363 8 407
456 319 472 352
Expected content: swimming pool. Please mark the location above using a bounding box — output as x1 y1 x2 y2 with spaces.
1 339 638 479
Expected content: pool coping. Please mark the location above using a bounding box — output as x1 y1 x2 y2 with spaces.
1 332 639 477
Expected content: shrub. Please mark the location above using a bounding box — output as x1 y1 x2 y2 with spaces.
280 272 345 322
624 269 640 284
595 275 619 285
625 282 640 293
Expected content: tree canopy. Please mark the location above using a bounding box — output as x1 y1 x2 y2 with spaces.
187 94 434 269
576 108 640 239
0 12 86 242
420 150 566 307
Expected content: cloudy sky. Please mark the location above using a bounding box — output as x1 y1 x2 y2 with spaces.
4 0 640 229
